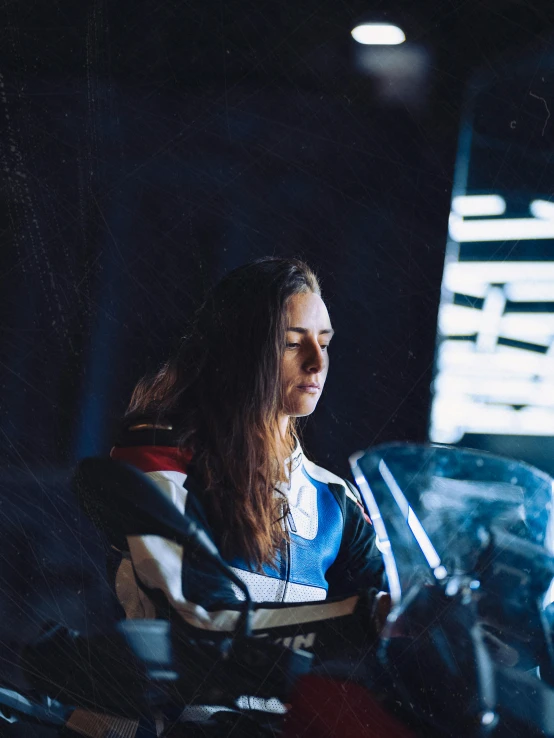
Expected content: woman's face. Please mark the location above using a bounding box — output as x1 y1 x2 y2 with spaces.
281 291 334 419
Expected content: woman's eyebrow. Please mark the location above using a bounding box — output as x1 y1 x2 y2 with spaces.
286 326 335 336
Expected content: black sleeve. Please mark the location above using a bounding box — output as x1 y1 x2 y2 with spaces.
324 482 385 598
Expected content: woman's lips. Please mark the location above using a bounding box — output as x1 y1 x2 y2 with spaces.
296 383 320 394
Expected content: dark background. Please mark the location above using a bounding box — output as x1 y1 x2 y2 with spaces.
0 1 554 734
2 0 553 479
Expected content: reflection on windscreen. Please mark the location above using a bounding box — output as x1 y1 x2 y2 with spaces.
352 444 554 606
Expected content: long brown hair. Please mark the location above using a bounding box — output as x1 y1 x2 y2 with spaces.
126 257 321 569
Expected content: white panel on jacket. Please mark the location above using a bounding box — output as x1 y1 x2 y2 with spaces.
146 470 187 513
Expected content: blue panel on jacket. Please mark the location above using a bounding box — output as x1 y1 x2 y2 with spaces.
229 468 344 594
287 469 343 589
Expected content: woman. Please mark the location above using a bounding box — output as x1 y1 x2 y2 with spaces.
49 258 389 738
110 256 384 628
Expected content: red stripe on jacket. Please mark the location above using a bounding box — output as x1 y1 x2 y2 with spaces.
110 445 192 474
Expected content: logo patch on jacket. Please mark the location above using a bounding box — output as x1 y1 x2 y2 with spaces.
287 483 318 540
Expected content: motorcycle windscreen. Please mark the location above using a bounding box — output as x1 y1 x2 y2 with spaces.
350 443 554 605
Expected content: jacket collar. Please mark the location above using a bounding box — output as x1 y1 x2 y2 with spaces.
284 437 304 485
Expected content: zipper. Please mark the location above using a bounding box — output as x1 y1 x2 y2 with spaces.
280 502 292 602
282 536 291 602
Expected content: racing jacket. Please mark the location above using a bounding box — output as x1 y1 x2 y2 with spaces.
109 422 384 627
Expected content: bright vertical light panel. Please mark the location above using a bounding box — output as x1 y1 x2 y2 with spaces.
351 24 406 46
431 192 554 443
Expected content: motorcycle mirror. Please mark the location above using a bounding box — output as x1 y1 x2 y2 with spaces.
73 457 252 635
73 457 213 550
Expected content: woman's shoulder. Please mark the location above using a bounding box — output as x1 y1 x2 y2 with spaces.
302 457 360 504
302 456 370 522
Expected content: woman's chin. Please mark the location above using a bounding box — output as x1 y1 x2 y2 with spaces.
287 399 320 418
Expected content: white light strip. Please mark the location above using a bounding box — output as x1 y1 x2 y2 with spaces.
378 460 443 571
451 195 506 217
504 281 554 301
530 199 554 221
351 23 406 45
475 287 505 353
434 375 554 406
430 401 554 440
439 305 554 343
444 261 554 298
437 342 554 378
449 213 554 242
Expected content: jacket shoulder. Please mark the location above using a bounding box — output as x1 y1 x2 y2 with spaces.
302 458 361 506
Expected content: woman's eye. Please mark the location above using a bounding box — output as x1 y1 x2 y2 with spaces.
286 343 300 349
320 344 329 351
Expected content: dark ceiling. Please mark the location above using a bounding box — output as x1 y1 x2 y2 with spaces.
2 0 554 94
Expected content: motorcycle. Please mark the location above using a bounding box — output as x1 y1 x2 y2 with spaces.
2 443 554 737
287 443 554 737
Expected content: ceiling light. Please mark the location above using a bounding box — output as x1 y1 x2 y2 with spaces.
351 23 406 46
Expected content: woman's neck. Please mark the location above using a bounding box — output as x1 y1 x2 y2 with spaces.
276 414 291 457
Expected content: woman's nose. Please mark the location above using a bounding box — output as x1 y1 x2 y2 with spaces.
304 343 324 373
